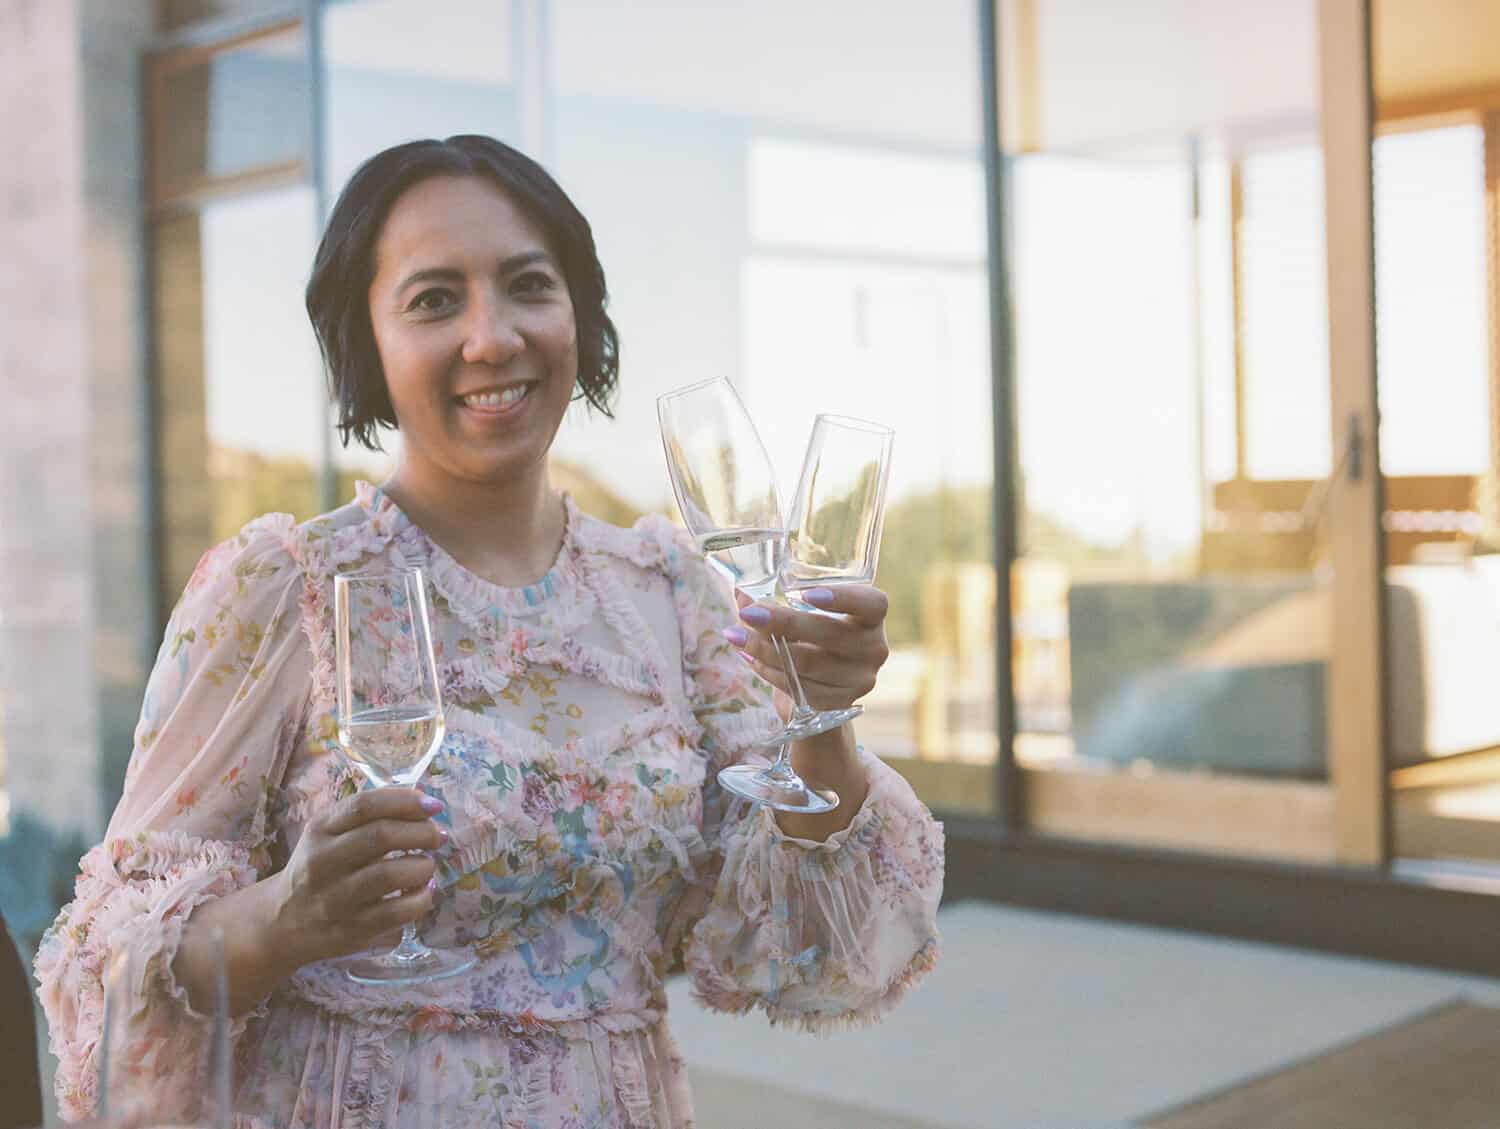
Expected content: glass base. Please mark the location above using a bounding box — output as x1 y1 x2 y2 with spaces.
342 944 476 986
773 704 863 744
718 762 839 814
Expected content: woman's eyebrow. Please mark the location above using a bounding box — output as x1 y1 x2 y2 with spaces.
395 251 552 295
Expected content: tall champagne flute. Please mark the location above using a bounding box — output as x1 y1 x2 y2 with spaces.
658 378 842 813
334 568 476 985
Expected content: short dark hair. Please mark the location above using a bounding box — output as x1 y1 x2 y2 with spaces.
306 135 619 451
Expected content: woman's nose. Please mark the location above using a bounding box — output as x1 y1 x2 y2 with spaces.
461 296 525 366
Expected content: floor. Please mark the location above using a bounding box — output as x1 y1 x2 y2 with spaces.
667 900 1500 1129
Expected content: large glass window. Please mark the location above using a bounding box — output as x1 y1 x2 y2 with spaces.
1004 0 1352 861
545 0 994 812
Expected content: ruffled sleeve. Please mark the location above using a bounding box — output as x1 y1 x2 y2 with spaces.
34 515 311 1119
658 523 945 1032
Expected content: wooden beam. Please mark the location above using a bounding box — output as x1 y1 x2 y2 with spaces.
999 0 1041 153
1485 111 1500 553
1319 0 1389 867
1230 160 1249 482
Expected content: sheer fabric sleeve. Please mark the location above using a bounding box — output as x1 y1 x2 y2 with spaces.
34 516 311 1118
662 526 945 1033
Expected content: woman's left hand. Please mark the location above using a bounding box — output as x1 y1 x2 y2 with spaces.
724 585 891 712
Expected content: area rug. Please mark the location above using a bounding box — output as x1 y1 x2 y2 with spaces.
1139 1001 1500 1129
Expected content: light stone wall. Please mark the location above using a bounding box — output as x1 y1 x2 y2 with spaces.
0 0 156 838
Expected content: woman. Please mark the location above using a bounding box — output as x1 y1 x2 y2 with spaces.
37 135 943 1127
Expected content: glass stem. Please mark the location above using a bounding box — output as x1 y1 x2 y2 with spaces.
771 632 818 723
392 923 427 962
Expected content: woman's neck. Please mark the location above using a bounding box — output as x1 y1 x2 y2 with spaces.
381 458 567 588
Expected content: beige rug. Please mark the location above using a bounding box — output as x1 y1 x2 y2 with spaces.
1140 1001 1500 1129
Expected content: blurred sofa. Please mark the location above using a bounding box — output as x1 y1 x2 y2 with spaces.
1068 561 1500 778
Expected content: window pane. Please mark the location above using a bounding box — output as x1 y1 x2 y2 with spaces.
548 0 994 813
1007 0 1342 862
151 24 310 200
152 186 325 613
321 0 517 200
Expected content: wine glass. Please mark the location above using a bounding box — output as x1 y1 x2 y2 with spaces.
657 378 843 813
99 928 232 1128
333 568 476 986
780 413 894 603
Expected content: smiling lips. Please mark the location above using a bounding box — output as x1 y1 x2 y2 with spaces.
458 383 533 415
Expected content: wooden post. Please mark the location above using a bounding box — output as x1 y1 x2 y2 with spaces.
1319 0 1388 867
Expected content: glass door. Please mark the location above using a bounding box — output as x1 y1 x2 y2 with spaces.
1372 0 1500 877
1000 0 1385 864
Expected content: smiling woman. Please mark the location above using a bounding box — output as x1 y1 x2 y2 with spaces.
34 134 944 1127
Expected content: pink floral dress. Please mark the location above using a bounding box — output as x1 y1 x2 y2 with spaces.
36 484 944 1128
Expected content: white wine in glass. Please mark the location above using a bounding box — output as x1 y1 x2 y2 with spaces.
334 568 476 986
659 378 849 813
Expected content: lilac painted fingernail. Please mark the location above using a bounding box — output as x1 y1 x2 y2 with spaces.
436 828 450 844
804 588 836 607
420 796 445 814
722 626 748 647
739 605 771 626
426 877 438 894
735 650 756 665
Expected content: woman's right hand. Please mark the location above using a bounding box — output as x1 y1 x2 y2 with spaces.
267 787 446 968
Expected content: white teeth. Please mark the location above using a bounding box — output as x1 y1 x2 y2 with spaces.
464 385 529 409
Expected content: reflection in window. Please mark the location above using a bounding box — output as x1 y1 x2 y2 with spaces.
151 23 310 203
152 187 324 612
546 0 994 812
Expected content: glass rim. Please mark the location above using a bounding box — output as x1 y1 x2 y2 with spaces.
656 375 735 403
813 412 894 436
334 566 427 584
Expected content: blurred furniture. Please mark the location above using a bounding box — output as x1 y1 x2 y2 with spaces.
1202 474 1478 572
1069 559 1500 778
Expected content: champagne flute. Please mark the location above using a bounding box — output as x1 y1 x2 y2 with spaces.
657 378 842 813
779 413 894 602
334 568 476 986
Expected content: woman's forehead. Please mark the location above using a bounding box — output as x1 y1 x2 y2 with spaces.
374 175 550 275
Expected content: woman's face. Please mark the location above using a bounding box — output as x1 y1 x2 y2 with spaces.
367 174 578 492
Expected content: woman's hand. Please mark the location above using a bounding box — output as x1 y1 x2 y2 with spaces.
267 787 446 968
174 788 446 1017
724 585 891 712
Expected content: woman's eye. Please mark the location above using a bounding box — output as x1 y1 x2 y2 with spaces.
409 288 457 314
512 271 556 297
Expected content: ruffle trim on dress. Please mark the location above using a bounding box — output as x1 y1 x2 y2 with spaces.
688 936 941 1035
277 977 665 1038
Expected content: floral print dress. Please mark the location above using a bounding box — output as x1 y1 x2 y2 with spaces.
36 484 944 1128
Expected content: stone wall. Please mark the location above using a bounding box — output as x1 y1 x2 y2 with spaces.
0 0 155 838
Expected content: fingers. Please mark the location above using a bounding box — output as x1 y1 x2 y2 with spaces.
352 885 437 937
333 853 437 913
322 787 441 836
309 816 447 884
735 588 889 646
792 584 890 628
736 648 877 709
